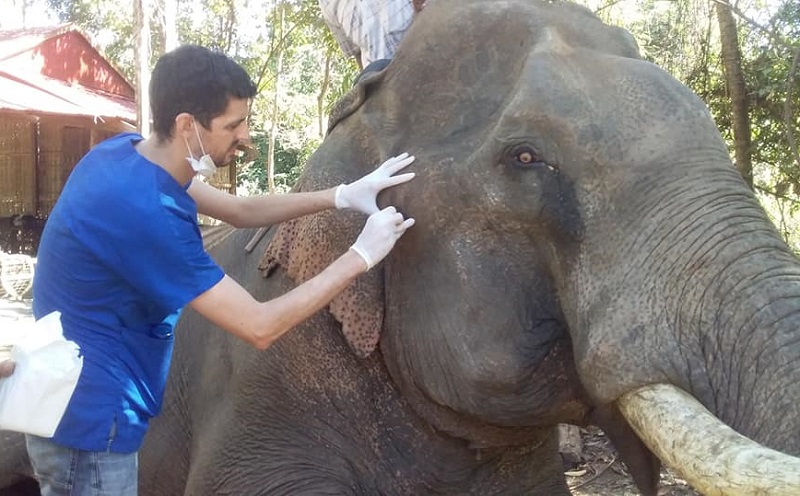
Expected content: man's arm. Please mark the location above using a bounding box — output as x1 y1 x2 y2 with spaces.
190 249 364 349
189 179 336 228
189 206 414 349
318 0 364 68
189 153 415 227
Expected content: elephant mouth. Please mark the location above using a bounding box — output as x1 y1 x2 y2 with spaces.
618 384 800 494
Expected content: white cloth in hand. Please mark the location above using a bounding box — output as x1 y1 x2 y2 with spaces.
351 206 415 270
0 311 82 437
335 153 416 215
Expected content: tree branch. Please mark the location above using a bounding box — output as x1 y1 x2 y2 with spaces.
755 184 800 206
784 47 800 173
594 0 626 15
253 15 302 94
708 0 795 51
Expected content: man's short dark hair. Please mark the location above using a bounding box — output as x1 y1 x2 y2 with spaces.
149 45 258 140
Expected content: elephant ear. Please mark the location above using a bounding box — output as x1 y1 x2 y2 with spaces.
326 65 387 135
258 170 385 358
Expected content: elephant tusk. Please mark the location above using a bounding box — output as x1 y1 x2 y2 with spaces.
617 383 800 496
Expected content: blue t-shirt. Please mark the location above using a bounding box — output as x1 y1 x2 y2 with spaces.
32 133 224 453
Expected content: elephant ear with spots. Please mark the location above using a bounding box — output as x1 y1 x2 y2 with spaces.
259 68 389 358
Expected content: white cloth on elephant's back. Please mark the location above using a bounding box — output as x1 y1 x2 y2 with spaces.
318 0 415 67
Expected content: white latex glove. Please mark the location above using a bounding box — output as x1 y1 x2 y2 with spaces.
350 206 415 270
335 153 416 215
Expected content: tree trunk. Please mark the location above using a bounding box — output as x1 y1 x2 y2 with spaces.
784 48 800 172
223 0 236 54
134 0 152 136
715 0 752 189
163 0 178 52
266 3 284 194
317 49 333 139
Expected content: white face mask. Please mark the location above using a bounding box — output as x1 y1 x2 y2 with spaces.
184 120 217 178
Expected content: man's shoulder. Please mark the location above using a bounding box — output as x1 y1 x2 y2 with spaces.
62 135 163 223
72 133 143 177
88 132 142 156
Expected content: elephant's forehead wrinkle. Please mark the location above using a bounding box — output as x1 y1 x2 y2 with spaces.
523 54 596 116
481 54 597 154
531 27 574 56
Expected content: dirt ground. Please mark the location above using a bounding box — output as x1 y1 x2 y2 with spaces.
566 427 699 496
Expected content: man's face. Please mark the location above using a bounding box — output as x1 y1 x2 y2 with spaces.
198 97 251 167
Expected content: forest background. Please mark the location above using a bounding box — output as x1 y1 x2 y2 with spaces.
3 0 799 248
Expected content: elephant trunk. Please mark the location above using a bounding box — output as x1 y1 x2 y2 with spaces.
571 161 800 491
656 196 800 453
687 274 800 450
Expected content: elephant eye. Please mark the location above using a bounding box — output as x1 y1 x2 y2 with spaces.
505 144 555 171
518 150 535 164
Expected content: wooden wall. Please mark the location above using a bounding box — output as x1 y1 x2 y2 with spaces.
0 115 36 218
0 112 127 217
198 162 237 225
1 112 239 250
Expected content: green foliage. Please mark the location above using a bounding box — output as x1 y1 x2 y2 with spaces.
739 2 800 249
236 132 310 194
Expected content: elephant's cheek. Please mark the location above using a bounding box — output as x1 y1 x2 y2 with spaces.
382 234 590 429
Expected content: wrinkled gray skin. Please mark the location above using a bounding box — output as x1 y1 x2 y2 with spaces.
3 0 800 494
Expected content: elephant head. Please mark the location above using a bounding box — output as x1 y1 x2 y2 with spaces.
262 0 800 493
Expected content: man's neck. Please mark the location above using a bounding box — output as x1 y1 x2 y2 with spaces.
134 135 195 185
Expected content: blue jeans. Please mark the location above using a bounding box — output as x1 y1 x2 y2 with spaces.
25 435 137 496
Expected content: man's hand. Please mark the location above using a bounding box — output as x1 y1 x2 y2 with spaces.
0 360 15 378
335 153 416 215
351 206 415 270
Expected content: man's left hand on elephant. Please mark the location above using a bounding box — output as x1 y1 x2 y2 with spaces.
335 152 416 214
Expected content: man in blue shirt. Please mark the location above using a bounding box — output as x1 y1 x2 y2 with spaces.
9 44 416 495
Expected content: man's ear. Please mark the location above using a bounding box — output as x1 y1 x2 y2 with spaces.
175 112 194 139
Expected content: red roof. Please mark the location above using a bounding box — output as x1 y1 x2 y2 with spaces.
0 25 73 58
0 25 136 122
0 67 136 121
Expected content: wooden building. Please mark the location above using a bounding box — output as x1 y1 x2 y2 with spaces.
0 24 137 255
0 25 240 255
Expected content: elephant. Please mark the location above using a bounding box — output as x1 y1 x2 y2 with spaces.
3 0 800 494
